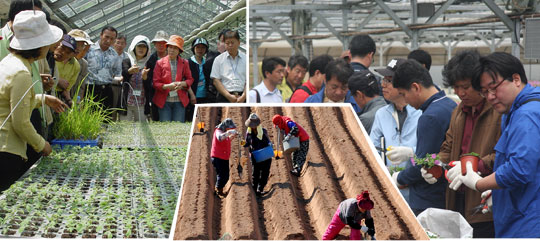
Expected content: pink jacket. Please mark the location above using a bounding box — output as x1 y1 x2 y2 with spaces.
211 128 232 160
152 56 193 108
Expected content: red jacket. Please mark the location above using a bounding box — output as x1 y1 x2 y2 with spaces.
289 80 318 103
152 56 193 108
274 116 309 142
211 128 232 160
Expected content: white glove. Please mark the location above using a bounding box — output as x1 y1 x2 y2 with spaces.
481 190 493 214
447 161 461 183
283 134 291 142
225 129 237 137
420 167 438 184
360 226 369 233
386 146 414 165
392 171 401 186
449 162 482 191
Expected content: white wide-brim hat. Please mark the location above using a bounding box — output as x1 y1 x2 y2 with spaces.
10 10 63 50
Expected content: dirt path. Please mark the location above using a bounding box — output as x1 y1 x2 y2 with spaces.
174 106 428 240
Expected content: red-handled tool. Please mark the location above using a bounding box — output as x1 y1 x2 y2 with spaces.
471 191 492 215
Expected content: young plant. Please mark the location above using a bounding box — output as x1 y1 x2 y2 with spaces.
388 165 405 175
462 151 480 157
53 89 110 140
411 153 442 168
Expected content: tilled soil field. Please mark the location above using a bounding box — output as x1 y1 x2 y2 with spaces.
174 106 428 240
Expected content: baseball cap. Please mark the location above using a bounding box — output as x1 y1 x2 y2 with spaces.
375 58 407 77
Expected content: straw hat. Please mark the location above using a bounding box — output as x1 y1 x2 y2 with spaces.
68 29 93 45
166 35 184 52
10 10 63 50
151 30 169 43
245 113 261 128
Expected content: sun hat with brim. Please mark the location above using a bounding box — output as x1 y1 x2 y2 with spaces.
245 113 261 128
166 35 184 52
10 10 63 50
68 29 93 45
151 30 169 43
374 58 406 77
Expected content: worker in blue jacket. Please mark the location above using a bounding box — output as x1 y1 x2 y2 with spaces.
386 59 457 215
304 59 361 113
450 52 540 238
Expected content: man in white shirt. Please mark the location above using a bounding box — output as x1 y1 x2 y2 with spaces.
249 57 285 103
210 30 246 103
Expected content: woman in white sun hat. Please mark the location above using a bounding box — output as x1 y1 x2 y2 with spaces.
0 10 67 192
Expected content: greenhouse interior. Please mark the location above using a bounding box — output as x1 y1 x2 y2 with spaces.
0 0 245 238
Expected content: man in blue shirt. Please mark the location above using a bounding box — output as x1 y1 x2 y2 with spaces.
85 26 122 112
388 59 457 215
304 59 361 113
450 52 540 238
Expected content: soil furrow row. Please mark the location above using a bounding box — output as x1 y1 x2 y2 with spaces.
251 106 308 239
218 107 262 239
335 107 424 239
174 107 215 239
174 106 428 240
311 107 413 239
283 107 345 239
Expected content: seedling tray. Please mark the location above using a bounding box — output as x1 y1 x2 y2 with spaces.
102 121 191 148
0 146 186 239
51 138 99 149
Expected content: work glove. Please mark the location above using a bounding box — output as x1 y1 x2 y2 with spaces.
283 133 292 142
446 161 461 183
225 129 237 137
290 126 299 136
360 226 369 233
481 190 493 214
392 171 401 186
386 146 414 165
420 167 438 184
449 162 482 191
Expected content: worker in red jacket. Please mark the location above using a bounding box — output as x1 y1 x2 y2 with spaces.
272 114 309 176
211 118 237 197
323 191 376 240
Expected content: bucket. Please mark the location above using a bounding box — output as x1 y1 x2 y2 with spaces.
283 135 300 155
252 145 274 163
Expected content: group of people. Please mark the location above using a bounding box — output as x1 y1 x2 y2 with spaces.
377 49 539 238
0 0 247 192
210 111 377 240
251 33 539 238
209 113 309 197
96 27 246 123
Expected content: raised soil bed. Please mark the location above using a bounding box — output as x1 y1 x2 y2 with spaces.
173 106 428 240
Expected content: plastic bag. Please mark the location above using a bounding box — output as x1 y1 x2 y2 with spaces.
416 208 473 238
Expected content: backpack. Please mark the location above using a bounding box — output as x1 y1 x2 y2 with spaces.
287 85 313 103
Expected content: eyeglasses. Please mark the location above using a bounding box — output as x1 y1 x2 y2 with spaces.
382 77 392 84
480 78 508 97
